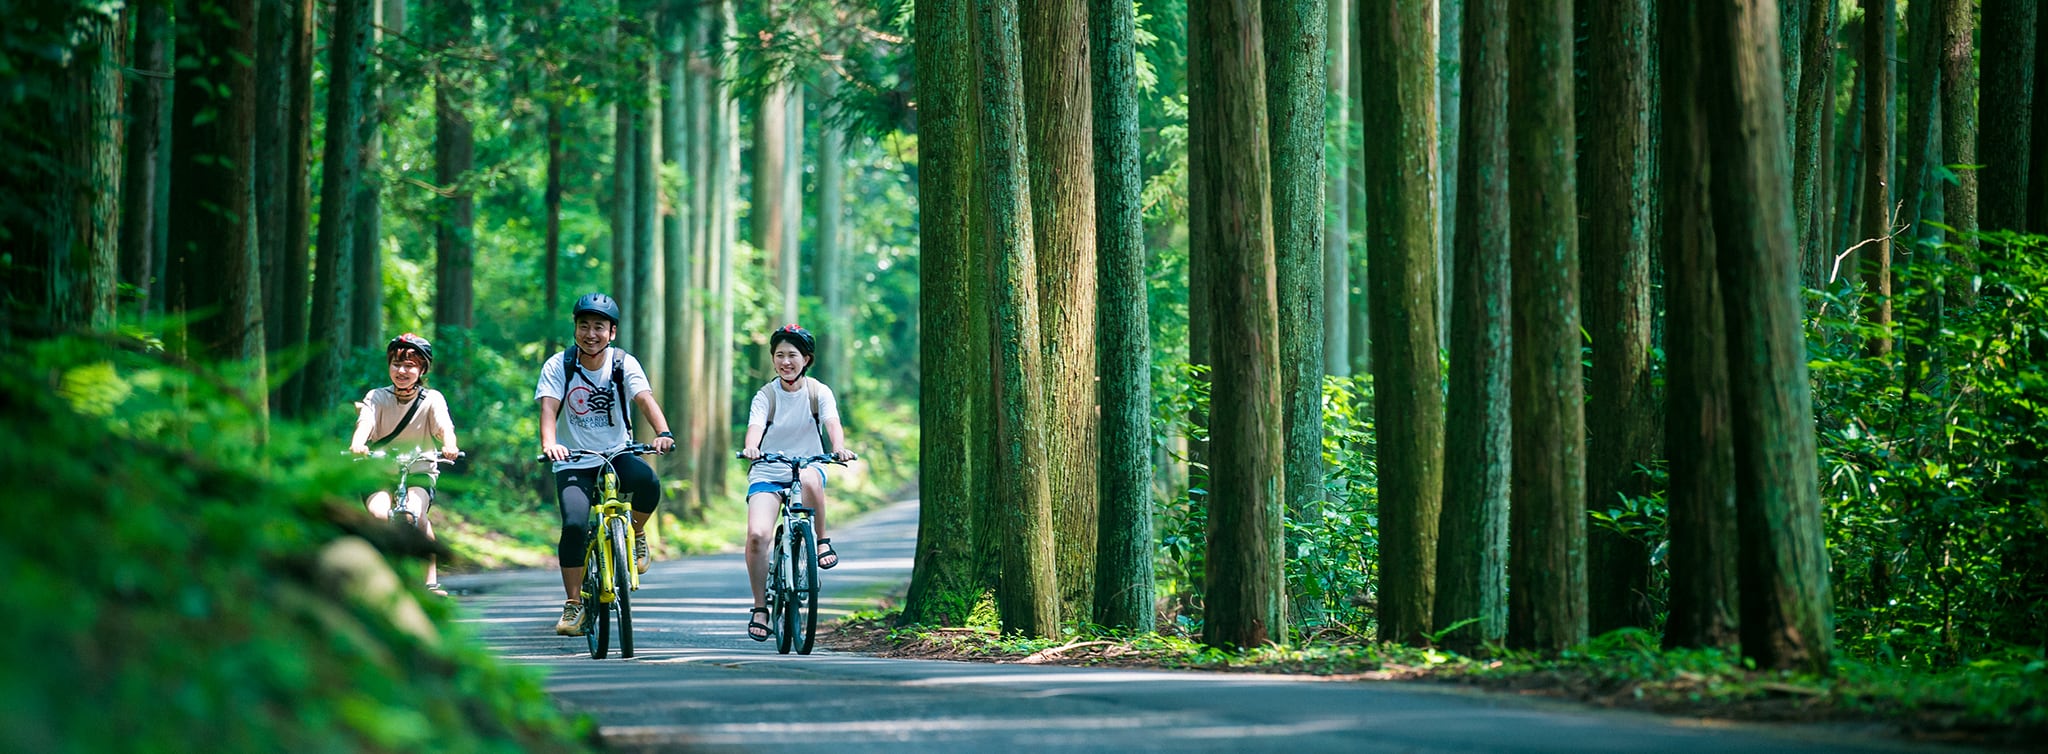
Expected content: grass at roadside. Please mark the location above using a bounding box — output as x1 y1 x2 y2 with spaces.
822 608 2048 749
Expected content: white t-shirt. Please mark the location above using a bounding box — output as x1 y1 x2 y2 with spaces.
353 386 457 476
534 347 653 471
746 377 841 485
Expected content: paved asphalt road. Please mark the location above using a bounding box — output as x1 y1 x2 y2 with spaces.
445 501 1948 753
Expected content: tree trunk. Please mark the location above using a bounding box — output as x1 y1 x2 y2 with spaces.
1439 0 1461 350
904 0 982 628
1346 21 1370 378
307 0 371 409
975 0 1060 638
1793 0 1834 298
1194 0 1287 650
19 9 125 330
1940 0 1977 310
1582 0 1654 636
167 0 260 362
1898 0 1940 251
1859 0 1894 355
1020 0 1100 620
1507 0 1587 653
1266 0 1327 539
752 1 787 329
1361 0 1444 645
661 0 691 500
781 86 802 326
352 0 389 350
635 45 662 374
280 0 314 414
1832 17 1866 270
434 0 477 339
1090 0 1154 634
818 75 847 385
1435 0 1511 653
687 1 715 502
1698 0 1833 675
1323 0 1351 376
258 0 290 376
715 0 740 496
1982 0 2037 235
545 104 564 354
611 97 637 332
2031 13 2048 233
123 0 173 321
1658 0 1738 651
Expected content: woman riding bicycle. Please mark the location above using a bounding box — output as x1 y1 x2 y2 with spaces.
536 293 678 636
349 333 461 595
739 324 855 642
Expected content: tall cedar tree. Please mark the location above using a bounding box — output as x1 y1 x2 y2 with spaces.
708 0 740 496
1507 0 1587 652
1360 0 1445 646
66 10 125 328
167 0 260 361
1793 0 1834 286
351 1 389 349
1582 0 1654 634
307 0 371 409
1699 0 1834 674
257 0 291 393
686 1 716 500
15 7 123 329
1859 0 1894 355
281 0 315 413
1659 0 1739 651
1436 0 1511 653
436 0 479 337
1267 0 1328 534
974 0 1060 637
1345 30 1369 378
1022 0 1100 619
904 0 982 627
1091 0 1156 632
1898 0 1940 247
1939 0 1977 310
818 75 848 384
1831 15 1866 275
612 102 637 341
752 0 788 336
1982 0 2037 234
1193 0 1287 649
633 39 660 381
1323 0 1351 376
661 0 692 504
2031 8 2048 233
124 0 172 320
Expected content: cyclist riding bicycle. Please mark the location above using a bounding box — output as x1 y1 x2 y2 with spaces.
349 333 461 595
739 324 855 642
537 293 678 636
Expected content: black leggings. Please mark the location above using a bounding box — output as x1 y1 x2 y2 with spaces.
555 454 661 567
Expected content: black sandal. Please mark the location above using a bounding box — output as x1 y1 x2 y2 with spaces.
747 607 771 642
817 539 840 570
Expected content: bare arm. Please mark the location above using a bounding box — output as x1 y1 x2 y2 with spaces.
349 399 377 454
539 396 568 460
825 418 853 460
632 390 674 452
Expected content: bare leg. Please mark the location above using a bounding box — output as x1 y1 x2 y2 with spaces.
560 567 585 602
365 490 394 520
799 467 829 541
744 492 781 609
409 487 438 587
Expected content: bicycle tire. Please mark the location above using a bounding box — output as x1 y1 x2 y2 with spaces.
772 523 794 654
610 519 635 659
794 519 819 655
583 563 608 659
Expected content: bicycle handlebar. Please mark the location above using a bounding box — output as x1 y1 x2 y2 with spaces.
736 450 849 467
535 443 660 464
357 449 464 464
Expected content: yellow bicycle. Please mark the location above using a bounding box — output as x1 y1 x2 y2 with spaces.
539 443 656 659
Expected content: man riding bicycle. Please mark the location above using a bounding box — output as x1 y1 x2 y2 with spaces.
536 293 677 636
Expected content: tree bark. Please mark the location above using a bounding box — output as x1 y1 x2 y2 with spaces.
1435 0 1511 653
905 0 983 628
1194 0 1287 650
1090 0 1155 634
661 0 691 498
781 86 802 326
280 0 314 414
612 97 638 333
1658 0 1739 651
1699 0 1834 675
752 1 788 330
1323 0 1351 376
2031 12 2048 233
168 0 261 362
1898 0 1941 250
123 0 173 320
635 42 661 374
1982 0 2037 235
818 75 848 384
19 8 125 330
975 0 1060 638
1582 0 1654 636
1832 16 1866 269
1266 0 1327 541
1361 0 1444 645
352 0 389 349
258 0 290 370
1346 21 1370 377
545 105 565 353
1022 0 1100 620
1507 0 1587 653
1859 0 1894 355
306 0 370 409
1939 0 1977 310
1792 0 1834 299
435 0 477 338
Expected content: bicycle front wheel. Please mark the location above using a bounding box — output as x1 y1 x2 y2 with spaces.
772 524 794 655
609 519 635 659
582 562 608 659
793 519 819 655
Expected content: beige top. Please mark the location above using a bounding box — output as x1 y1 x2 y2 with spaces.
352 387 458 475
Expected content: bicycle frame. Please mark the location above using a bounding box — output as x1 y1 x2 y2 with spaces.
583 461 641 604
363 448 455 526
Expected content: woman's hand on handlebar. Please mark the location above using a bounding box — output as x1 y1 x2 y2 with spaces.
831 448 857 463
739 447 763 460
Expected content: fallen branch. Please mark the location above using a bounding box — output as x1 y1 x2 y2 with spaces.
1016 640 1117 664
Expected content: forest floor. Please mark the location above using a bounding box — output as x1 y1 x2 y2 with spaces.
821 605 2045 750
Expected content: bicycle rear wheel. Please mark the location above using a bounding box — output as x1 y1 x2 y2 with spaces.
609 519 635 658
793 519 819 654
582 561 608 659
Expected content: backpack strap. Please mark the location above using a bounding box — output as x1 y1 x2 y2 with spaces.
368 388 425 450
761 378 827 448
559 347 633 433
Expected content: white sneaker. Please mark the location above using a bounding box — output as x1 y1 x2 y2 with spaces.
554 600 587 636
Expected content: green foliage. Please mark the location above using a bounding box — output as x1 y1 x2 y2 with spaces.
0 332 591 753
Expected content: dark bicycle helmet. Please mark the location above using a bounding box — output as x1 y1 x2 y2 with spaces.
769 324 815 357
386 333 433 367
573 292 622 324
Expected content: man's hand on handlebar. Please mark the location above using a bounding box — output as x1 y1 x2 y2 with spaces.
544 443 571 462
651 435 675 454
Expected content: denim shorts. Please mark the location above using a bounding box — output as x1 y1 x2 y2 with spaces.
747 467 827 498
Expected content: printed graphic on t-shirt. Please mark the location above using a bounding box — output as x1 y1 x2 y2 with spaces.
567 380 618 429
